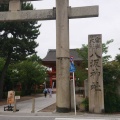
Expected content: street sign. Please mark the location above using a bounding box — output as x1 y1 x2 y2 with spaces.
70 56 76 73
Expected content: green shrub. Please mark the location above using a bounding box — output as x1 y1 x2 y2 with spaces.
15 91 21 96
81 97 89 111
3 92 7 99
103 63 120 113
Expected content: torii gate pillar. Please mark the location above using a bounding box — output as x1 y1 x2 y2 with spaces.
56 0 70 112
9 0 21 11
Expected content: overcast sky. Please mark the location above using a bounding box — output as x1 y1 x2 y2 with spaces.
31 0 120 60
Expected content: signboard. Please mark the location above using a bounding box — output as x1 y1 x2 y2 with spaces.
70 56 76 73
15 96 20 100
7 91 15 104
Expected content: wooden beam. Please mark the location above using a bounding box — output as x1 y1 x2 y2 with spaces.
0 6 98 22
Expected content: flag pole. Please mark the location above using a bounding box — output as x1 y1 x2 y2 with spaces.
73 72 76 115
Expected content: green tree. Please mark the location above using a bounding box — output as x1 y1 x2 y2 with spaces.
0 2 41 99
12 60 47 95
102 39 114 63
77 40 120 113
27 54 42 62
115 54 120 63
0 58 5 74
76 39 113 84
75 45 88 85
103 59 120 113
0 58 13 93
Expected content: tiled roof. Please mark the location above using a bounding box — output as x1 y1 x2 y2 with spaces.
42 49 83 62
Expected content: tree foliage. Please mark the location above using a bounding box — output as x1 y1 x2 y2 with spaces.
27 54 42 62
11 59 47 95
0 3 40 61
0 2 41 99
76 39 120 113
76 40 113 82
102 39 114 63
103 58 120 113
0 58 5 72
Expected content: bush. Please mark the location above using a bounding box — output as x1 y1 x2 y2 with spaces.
81 97 89 111
3 92 7 99
104 93 120 113
15 91 21 96
103 63 120 113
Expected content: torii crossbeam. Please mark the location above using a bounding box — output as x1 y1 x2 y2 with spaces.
0 0 98 22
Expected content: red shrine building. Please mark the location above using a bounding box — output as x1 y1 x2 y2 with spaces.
42 49 83 89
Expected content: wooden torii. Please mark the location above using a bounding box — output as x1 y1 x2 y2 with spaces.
0 0 103 113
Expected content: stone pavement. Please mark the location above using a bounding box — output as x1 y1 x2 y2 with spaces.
0 93 56 113
0 94 120 120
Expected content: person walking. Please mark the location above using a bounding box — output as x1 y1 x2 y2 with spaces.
48 88 52 97
43 88 48 97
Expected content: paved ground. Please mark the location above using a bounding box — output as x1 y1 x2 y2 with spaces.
0 93 56 113
0 94 120 120
0 94 44 106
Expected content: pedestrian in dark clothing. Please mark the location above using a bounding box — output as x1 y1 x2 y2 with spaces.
43 88 48 97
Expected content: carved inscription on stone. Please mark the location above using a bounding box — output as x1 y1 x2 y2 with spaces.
88 35 102 91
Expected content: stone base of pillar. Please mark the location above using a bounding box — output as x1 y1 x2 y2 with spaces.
89 108 105 114
56 106 70 113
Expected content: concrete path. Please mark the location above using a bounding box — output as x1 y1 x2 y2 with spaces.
0 94 56 113
0 94 120 120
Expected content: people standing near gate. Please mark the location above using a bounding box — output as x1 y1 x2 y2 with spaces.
48 88 52 97
43 88 48 97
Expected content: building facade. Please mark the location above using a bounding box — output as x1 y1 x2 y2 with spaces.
42 49 83 89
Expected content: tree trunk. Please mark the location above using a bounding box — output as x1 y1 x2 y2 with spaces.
0 52 12 100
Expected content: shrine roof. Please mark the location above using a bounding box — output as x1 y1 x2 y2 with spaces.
42 49 83 62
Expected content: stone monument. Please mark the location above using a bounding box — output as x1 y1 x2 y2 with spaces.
88 34 104 113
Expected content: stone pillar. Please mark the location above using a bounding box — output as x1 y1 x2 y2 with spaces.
88 34 104 113
56 0 70 112
9 0 21 11
31 97 35 113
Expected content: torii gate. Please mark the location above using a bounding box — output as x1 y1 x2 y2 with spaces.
0 0 103 113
